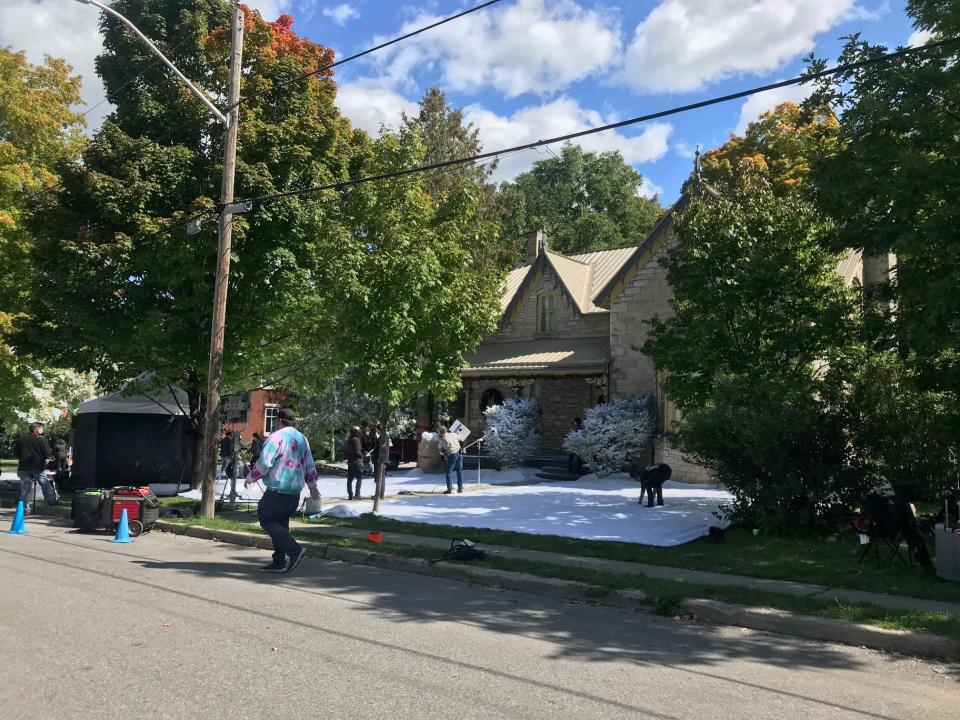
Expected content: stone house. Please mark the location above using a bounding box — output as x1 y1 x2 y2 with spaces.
462 186 881 483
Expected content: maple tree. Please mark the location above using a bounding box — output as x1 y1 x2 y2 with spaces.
697 101 839 192
0 48 85 426
18 0 360 480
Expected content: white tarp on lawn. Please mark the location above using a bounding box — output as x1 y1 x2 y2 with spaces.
324 475 732 547
176 466 542 503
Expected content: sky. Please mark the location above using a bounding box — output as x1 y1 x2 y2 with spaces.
0 0 927 204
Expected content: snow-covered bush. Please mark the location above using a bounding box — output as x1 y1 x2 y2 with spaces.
483 397 540 468
563 395 655 477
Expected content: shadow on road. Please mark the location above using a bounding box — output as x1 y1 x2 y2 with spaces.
3 519 904 720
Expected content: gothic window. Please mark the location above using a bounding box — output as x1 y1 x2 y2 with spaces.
538 293 558 334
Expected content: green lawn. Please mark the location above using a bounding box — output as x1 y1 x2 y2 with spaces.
162 514 960 640
309 515 960 603
27 494 957 604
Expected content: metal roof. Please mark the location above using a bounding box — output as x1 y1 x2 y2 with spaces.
463 337 609 376
499 246 636 318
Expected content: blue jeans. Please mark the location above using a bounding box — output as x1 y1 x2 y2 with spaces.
257 490 301 566
445 452 463 491
19 471 57 511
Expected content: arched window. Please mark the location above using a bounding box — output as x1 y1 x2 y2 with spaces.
479 388 504 412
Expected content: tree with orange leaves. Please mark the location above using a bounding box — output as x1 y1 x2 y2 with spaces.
696 102 839 192
18 0 365 484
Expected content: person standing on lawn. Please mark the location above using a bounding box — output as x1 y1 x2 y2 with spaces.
244 408 319 574
345 426 364 500
14 422 56 514
437 424 464 494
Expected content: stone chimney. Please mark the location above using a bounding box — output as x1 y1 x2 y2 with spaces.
526 229 546 264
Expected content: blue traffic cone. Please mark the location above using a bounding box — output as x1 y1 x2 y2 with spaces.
111 508 132 543
5 501 27 535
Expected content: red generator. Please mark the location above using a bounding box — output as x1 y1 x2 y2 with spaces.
104 486 161 536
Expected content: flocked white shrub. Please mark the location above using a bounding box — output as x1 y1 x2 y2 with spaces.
563 395 655 477
483 397 540 468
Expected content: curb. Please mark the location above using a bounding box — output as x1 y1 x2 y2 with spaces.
153 521 959 661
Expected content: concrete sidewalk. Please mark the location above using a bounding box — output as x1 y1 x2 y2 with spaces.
285 520 960 617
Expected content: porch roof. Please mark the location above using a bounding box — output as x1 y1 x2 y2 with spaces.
463 337 609 376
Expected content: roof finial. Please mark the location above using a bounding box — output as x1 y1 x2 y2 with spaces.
694 144 702 183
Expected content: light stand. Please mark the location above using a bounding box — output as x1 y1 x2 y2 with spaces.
462 434 492 487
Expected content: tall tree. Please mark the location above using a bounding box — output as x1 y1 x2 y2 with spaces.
18 1 362 482
645 172 864 530
401 87 492 199
807 3 960 407
0 48 85 425
697 101 839 192
498 144 661 261
316 128 503 511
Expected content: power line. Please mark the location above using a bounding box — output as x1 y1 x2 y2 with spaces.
20 0 504 209
240 35 960 208
77 33 198 120
229 0 505 111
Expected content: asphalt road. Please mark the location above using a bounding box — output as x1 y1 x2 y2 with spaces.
1 517 956 720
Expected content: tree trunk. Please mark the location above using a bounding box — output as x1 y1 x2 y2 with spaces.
372 400 392 514
189 383 205 491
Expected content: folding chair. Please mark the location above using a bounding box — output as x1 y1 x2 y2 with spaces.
852 494 912 567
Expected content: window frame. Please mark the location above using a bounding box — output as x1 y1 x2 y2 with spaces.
537 292 559 335
263 404 280 434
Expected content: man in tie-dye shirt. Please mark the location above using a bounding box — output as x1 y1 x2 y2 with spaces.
244 408 319 574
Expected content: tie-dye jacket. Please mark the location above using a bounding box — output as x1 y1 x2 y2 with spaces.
246 426 318 495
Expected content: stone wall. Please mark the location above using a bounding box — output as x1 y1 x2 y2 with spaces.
537 376 599 450
495 264 608 341
608 240 674 400
464 375 602 452
654 437 717 485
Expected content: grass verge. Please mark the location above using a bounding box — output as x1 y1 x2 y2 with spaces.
309 514 959 603
161 515 960 640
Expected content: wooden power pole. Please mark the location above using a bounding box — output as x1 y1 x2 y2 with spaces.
200 3 244 518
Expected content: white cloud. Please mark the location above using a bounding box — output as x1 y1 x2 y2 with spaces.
841 1 890 22
463 97 672 182
0 0 288 131
907 29 933 47
322 3 359 26
0 0 107 126
673 140 696 159
638 177 663 199
245 1 290 21
735 82 814 133
624 0 854 93
336 83 418 135
369 0 620 98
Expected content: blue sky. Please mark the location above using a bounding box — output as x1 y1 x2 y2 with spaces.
1 1 926 203
260 0 923 203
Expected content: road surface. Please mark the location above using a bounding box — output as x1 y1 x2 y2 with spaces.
0 517 956 719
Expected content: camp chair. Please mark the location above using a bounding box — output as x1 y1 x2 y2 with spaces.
852 494 912 567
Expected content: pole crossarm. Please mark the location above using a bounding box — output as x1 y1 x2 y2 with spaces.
73 0 228 125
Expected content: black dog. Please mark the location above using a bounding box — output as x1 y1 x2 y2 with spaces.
634 463 672 507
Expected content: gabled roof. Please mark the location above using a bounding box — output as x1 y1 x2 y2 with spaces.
500 245 636 322
547 251 592 313
592 183 719 309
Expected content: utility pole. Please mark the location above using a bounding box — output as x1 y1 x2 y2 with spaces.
200 2 244 518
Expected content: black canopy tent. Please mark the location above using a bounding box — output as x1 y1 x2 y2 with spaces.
72 386 194 495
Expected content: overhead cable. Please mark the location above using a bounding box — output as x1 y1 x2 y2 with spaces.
240 35 960 206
